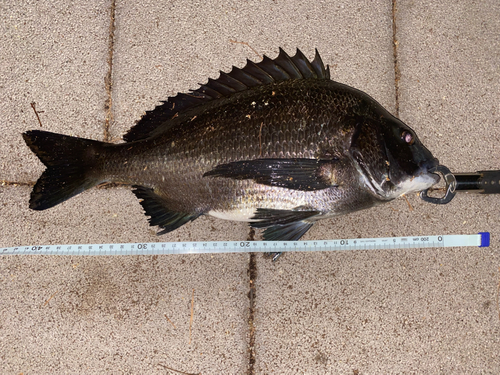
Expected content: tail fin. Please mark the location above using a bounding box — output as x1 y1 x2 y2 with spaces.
23 130 106 210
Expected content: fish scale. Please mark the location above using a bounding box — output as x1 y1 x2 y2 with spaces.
23 48 440 241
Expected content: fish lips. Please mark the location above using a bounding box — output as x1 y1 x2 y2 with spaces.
421 158 441 184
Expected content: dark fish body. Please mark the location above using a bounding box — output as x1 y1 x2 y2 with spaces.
23 49 439 240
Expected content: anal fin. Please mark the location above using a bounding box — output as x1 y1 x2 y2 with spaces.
262 221 314 241
250 208 319 241
132 186 200 235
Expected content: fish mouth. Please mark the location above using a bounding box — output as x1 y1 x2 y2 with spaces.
421 158 441 185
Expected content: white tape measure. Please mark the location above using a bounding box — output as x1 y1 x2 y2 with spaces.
0 233 490 256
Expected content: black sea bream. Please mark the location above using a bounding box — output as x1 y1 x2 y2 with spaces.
23 49 440 240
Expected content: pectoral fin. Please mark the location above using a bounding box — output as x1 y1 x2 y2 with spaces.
203 158 338 191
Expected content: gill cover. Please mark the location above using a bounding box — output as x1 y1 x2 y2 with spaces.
349 117 393 197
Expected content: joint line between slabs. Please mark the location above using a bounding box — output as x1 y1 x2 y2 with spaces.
392 0 401 117
104 0 116 142
246 228 257 375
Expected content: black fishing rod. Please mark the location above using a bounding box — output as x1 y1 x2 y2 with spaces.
420 165 500 204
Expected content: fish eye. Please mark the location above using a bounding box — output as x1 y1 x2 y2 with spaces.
401 131 414 145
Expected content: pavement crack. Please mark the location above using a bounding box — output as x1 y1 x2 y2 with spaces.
246 228 257 375
104 0 116 142
392 0 401 117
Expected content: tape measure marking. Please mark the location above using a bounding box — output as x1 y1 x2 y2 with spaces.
0 233 489 256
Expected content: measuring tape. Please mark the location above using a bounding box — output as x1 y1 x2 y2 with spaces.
0 233 490 256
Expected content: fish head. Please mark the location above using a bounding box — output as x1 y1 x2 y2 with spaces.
350 115 440 200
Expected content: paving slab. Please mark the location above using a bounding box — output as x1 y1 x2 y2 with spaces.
255 245 499 373
396 0 500 171
1 249 250 374
0 0 110 182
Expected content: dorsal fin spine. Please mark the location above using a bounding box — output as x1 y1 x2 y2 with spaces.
243 60 275 84
275 47 303 79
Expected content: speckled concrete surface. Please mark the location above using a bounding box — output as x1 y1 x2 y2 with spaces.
1 1 499 374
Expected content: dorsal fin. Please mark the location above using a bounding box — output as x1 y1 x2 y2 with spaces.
123 48 331 142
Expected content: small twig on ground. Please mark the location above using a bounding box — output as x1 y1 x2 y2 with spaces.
42 291 58 307
30 102 44 127
497 267 500 321
229 39 262 59
402 194 414 211
164 314 176 329
157 363 201 375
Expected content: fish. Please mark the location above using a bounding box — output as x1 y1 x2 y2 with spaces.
23 48 440 242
